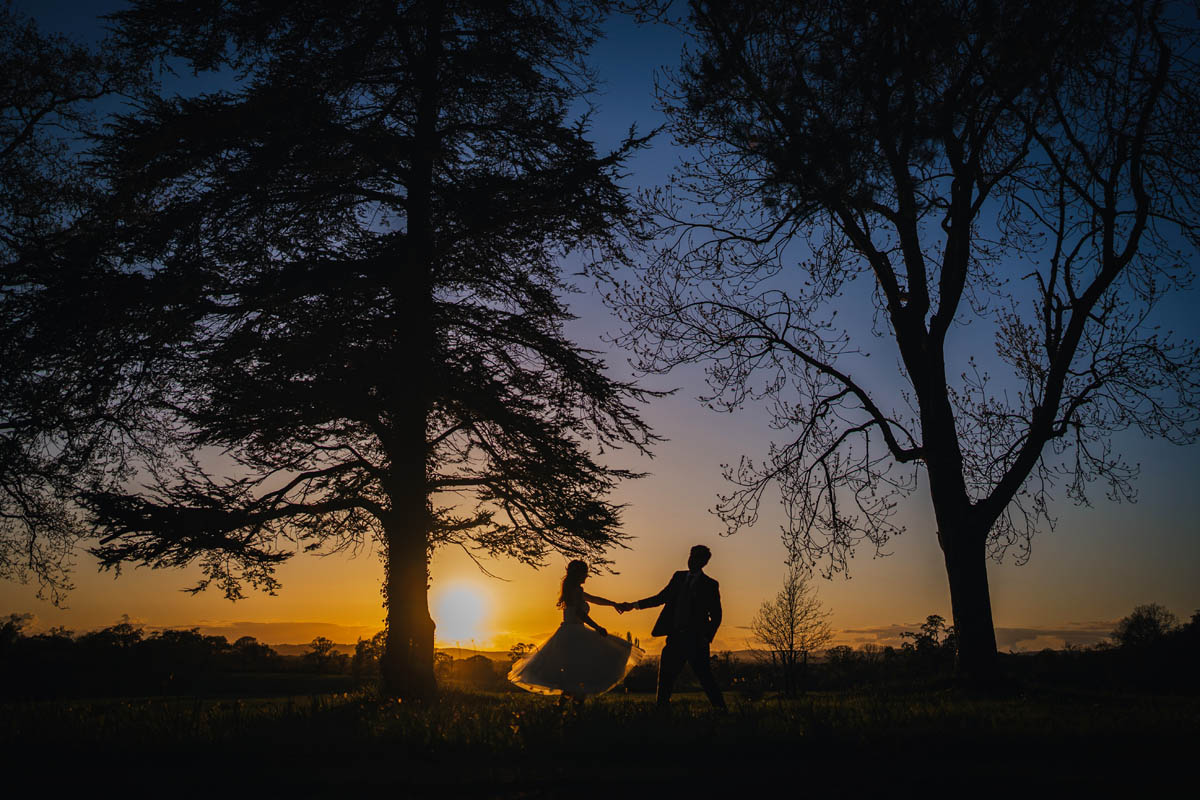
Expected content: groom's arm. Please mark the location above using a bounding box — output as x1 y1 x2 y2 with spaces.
635 573 679 610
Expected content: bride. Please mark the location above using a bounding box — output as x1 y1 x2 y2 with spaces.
508 559 642 699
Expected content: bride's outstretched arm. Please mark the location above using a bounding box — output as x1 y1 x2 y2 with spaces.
582 592 617 607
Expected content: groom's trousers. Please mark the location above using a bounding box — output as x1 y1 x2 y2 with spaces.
656 630 726 709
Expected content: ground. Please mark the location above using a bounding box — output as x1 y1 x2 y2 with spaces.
2 685 1194 797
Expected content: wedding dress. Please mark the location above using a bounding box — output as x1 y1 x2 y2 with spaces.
507 599 642 696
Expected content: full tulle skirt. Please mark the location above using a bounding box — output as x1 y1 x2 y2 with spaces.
508 623 643 696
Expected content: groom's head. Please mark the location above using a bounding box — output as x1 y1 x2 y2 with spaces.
688 545 711 571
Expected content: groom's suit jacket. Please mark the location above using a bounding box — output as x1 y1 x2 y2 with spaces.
637 570 722 641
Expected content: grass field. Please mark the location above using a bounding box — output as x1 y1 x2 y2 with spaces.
3 685 1196 796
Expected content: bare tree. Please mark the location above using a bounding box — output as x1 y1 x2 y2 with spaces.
606 0 1200 681
748 566 833 695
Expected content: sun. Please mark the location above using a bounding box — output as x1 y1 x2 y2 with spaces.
433 584 489 646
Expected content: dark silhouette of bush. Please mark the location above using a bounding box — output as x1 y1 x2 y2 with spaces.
0 613 31 653
229 636 280 671
351 632 386 686
447 655 508 691
1111 604 1179 649
621 659 658 693
304 637 349 674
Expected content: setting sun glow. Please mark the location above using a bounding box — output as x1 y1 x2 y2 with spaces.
433 584 490 646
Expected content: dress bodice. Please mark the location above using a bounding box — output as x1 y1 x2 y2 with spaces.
563 599 589 624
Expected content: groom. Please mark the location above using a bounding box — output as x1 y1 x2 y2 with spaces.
619 545 727 710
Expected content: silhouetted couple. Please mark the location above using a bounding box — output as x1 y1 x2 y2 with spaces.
508 545 727 711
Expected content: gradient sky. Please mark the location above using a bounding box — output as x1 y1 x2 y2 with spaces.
4 1 1198 654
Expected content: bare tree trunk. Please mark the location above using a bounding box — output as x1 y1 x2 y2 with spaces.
940 529 998 684
919 362 1000 685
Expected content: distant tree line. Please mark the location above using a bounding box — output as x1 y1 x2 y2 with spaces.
1 615 258 697
0 614 369 698
648 604 1200 697
0 614 554 698
1026 604 1200 692
4 604 1195 699
725 606 1200 695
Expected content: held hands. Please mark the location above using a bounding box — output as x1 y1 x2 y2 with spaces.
614 601 635 614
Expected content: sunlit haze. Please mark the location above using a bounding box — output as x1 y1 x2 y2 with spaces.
432 584 491 647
